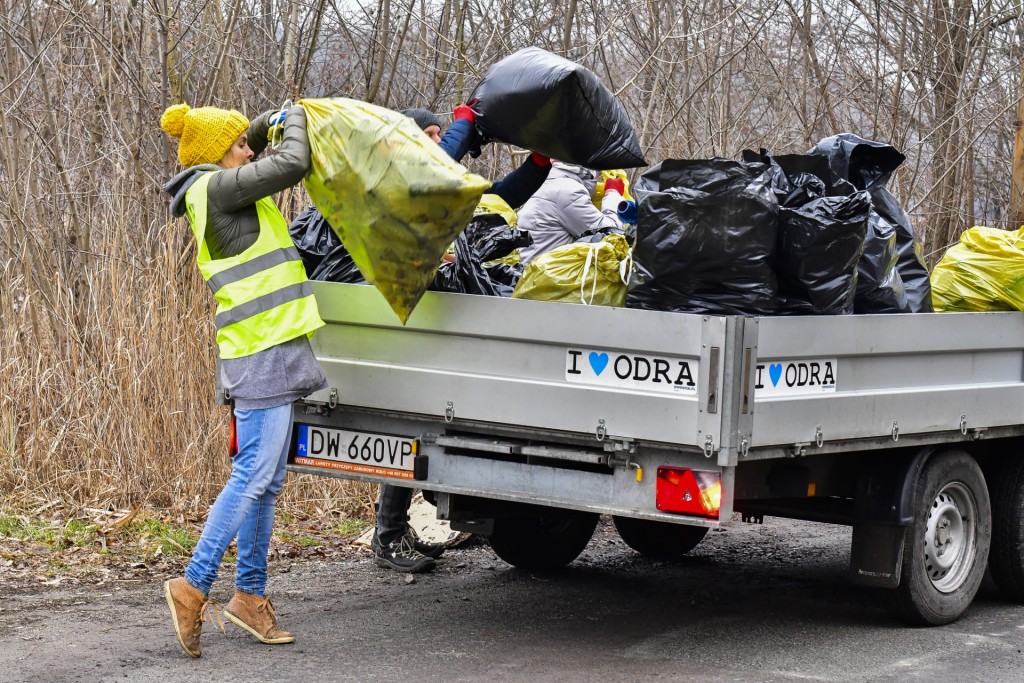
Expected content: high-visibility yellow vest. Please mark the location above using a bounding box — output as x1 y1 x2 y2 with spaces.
185 172 324 359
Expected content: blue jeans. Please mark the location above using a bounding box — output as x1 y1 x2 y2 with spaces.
185 403 293 596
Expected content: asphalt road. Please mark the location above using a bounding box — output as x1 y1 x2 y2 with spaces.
2 517 1023 682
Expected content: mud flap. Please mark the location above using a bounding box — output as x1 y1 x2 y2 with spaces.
849 523 904 587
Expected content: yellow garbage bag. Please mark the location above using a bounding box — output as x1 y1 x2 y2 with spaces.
931 226 1024 311
592 169 633 207
300 97 491 323
512 233 633 306
475 194 517 227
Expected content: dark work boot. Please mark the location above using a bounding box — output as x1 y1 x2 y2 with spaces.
408 526 446 559
372 531 436 573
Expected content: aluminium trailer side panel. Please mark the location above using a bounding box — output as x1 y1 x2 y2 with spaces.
747 312 1024 454
306 282 723 451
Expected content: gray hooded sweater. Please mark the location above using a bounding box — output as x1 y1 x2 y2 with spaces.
163 106 326 410
517 162 622 264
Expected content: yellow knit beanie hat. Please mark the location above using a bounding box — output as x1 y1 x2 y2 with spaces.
160 103 250 167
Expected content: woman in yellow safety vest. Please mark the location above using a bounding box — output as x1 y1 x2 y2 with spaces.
159 102 324 658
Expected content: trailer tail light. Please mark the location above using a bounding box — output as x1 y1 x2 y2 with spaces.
228 410 238 458
656 467 721 518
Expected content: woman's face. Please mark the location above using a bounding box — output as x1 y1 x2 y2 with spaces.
219 133 254 169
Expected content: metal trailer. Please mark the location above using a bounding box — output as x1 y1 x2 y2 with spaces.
282 282 1024 625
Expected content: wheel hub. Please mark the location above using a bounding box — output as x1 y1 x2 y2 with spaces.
922 484 977 593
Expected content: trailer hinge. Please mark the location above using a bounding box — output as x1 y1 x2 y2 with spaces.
603 438 636 455
607 440 640 480
301 401 332 417
606 440 637 461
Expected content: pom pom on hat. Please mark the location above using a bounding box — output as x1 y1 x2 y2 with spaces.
159 103 250 167
160 104 190 138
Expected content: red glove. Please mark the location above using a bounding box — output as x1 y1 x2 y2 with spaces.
453 103 475 123
530 151 551 168
604 177 625 195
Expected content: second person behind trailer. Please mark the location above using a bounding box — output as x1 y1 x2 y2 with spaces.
516 162 625 265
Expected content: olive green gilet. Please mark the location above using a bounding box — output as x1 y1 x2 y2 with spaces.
184 172 323 359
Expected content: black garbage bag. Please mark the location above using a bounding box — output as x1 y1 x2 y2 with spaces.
856 213 910 313
768 154 869 314
631 162 663 206
743 149 906 314
807 134 932 312
626 158 779 315
741 148 792 204
468 47 646 169
288 205 367 283
288 204 340 275
309 244 366 284
431 213 531 297
776 192 870 314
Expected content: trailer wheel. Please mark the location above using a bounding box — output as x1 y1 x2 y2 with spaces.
488 506 599 570
889 450 991 625
612 516 708 560
988 457 1024 601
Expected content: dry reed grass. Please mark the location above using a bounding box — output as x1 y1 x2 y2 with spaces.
0 201 375 522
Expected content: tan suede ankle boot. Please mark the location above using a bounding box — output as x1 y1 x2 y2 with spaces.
224 591 295 644
163 577 222 657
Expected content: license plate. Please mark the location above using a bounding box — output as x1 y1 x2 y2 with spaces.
293 424 417 480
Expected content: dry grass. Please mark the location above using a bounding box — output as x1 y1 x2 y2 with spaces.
0 204 375 522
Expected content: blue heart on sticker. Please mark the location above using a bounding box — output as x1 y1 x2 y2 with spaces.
769 363 783 387
589 352 609 376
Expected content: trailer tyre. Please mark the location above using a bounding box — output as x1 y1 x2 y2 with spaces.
890 450 991 625
488 506 599 570
612 516 708 560
988 457 1024 601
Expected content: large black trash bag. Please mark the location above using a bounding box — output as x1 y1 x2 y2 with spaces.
431 213 531 297
288 205 367 283
776 190 871 314
743 149 907 314
626 158 779 315
468 47 646 169
740 148 792 203
757 152 870 315
310 244 366 284
856 213 910 313
631 162 663 205
288 204 339 275
807 134 932 312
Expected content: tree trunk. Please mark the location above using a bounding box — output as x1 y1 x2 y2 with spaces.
1011 59 1024 229
366 0 392 103
926 0 971 254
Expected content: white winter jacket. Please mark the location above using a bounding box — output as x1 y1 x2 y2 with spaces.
517 162 622 264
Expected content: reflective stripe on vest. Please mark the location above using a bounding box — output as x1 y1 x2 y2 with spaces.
184 172 324 359
206 246 303 294
214 280 314 329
